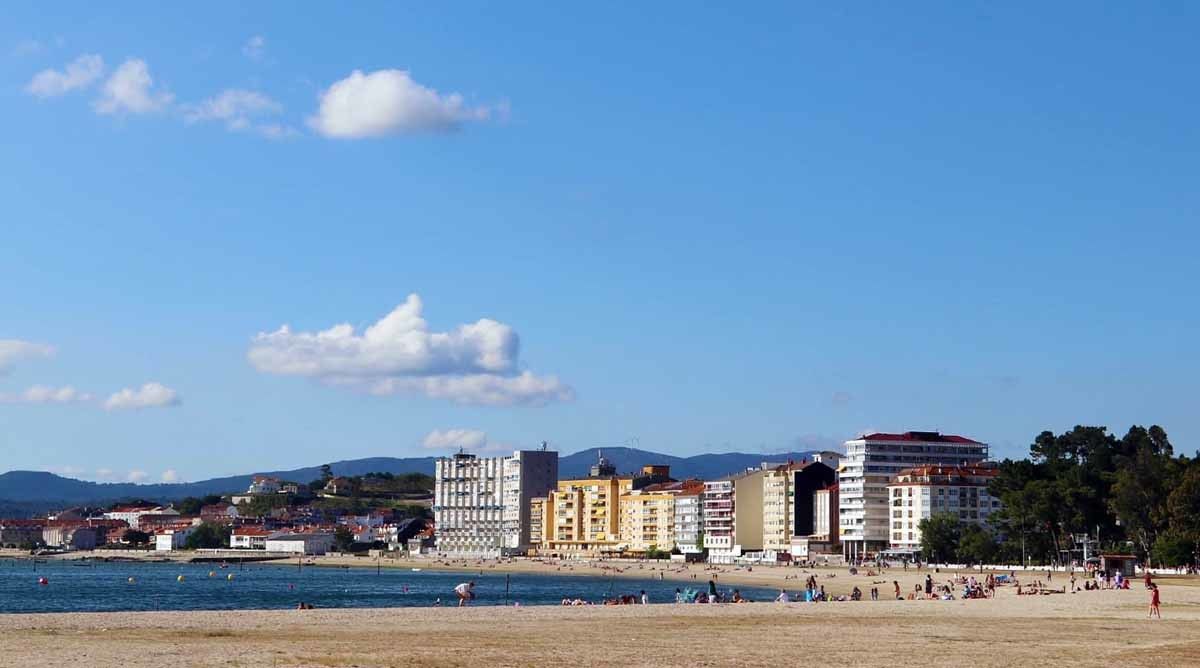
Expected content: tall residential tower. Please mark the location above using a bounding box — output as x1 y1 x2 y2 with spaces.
838 431 988 559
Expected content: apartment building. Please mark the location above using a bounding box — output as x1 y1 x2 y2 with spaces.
886 465 1001 554
434 452 504 556
434 448 560 556
674 487 704 555
762 461 837 558
703 468 770 563
500 448 559 554
539 472 633 556
702 479 734 559
619 485 677 553
839 431 989 559
529 497 548 548
618 479 703 553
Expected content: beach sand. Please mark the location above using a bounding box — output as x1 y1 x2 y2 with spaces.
2 560 1198 667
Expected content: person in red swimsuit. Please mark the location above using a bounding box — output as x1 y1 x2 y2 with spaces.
1149 583 1161 619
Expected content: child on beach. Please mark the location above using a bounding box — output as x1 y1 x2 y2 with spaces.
1149 584 1161 619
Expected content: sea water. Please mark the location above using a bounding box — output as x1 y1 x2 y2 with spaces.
0 560 775 613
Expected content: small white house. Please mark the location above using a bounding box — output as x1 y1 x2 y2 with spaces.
265 532 334 555
247 476 282 494
230 527 271 549
155 527 193 552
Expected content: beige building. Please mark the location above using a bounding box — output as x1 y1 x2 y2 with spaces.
538 474 633 555
763 462 839 558
619 487 676 552
762 466 794 554
703 468 769 563
618 480 703 553
529 497 548 549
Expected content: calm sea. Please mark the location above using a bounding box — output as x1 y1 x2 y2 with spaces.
0 559 776 613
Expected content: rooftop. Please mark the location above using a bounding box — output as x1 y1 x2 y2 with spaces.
854 431 984 445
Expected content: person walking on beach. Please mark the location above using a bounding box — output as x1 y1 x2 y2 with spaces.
893 580 901 600
454 581 476 607
640 590 649 605
924 574 932 597
708 579 719 603
1149 583 1161 619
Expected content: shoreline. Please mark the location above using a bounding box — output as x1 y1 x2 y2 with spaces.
1 591 1197 667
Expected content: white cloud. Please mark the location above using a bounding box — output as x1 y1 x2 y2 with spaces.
243 35 265 60
104 382 181 410
127 470 148 483
95 468 115 480
25 54 104 97
182 88 284 136
0 339 55 374
0 385 93 404
161 469 180 483
422 428 488 451
93 58 173 115
308 69 492 139
248 294 573 406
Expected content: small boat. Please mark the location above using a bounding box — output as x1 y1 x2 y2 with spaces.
411 568 422 572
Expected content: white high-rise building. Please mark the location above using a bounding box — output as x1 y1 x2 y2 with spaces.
838 431 988 559
701 479 734 559
434 448 558 557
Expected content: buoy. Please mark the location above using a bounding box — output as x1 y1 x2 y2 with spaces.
127 577 136 584
227 574 235 581
177 575 185 583
37 577 48 586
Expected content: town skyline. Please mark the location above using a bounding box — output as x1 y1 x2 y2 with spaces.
3 4 1197 483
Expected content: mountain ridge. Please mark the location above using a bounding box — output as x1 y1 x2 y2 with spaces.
0 447 834 509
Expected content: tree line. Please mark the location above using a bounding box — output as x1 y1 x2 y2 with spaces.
921 425 1199 568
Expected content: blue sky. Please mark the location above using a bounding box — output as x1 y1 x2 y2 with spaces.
1 2 1197 483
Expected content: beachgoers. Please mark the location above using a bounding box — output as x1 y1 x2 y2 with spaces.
454 581 476 607
1149 583 1161 619
776 588 789 603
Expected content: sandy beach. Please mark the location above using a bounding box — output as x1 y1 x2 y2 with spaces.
2 557 1198 667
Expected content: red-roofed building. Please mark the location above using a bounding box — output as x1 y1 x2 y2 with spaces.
0 519 46 548
200 503 240 524
886 464 1001 554
839 431 991 559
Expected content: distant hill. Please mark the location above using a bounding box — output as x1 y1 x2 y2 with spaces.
0 448 830 511
559 447 824 480
0 456 438 508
